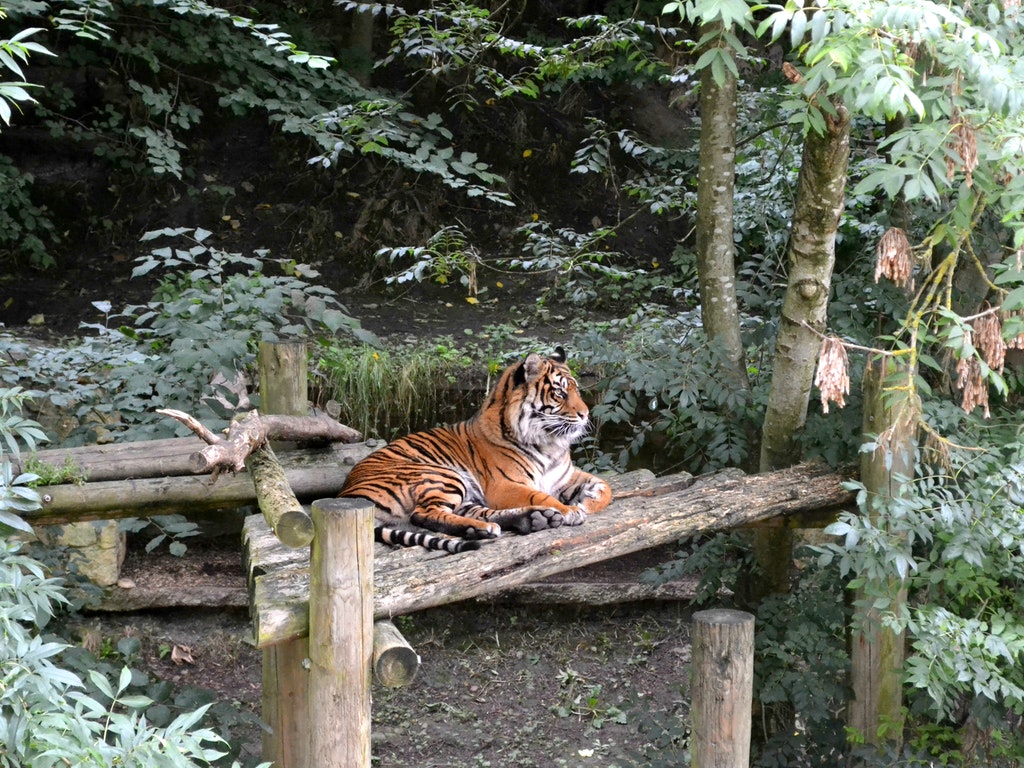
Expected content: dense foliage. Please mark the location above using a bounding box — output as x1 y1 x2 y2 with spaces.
0 386 268 767
3 0 1024 765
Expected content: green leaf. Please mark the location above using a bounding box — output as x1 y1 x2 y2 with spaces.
0 509 33 535
118 694 155 710
790 9 807 48
1003 285 1024 312
89 670 115 700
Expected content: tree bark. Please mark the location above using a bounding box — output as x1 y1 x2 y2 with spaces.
695 22 748 394
760 103 851 470
753 103 852 598
848 355 913 747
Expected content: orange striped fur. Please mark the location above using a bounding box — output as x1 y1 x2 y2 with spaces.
341 348 612 554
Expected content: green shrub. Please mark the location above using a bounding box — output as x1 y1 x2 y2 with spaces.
1 227 369 445
577 307 768 474
0 538 266 768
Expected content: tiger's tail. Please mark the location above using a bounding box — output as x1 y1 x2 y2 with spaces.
375 525 480 554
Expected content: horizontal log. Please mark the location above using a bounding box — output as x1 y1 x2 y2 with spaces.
487 578 703 606
373 619 420 688
15 416 362 483
15 437 210 483
242 469 663 579
24 442 373 526
101 582 248 612
247 462 854 647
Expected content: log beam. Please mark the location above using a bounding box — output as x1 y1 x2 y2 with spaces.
247 462 854 647
246 443 313 549
26 442 373 525
373 620 420 688
692 609 755 768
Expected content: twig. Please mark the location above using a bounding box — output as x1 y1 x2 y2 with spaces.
157 408 222 444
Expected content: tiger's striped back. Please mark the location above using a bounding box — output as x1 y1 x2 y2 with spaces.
342 347 612 553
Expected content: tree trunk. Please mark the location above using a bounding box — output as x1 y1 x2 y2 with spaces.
760 104 852 471
695 23 748 394
752 103 852 597
848 355 913 747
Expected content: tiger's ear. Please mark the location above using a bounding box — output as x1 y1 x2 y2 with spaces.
552 346 567 363
515 352 545 386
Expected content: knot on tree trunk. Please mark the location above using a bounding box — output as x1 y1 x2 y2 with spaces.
796 278 824 300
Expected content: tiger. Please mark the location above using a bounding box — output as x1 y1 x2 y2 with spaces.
340 347 612 554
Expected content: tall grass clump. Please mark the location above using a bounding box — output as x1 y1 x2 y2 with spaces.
314 341 477 439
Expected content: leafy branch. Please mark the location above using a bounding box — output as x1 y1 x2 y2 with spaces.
0 17 53 128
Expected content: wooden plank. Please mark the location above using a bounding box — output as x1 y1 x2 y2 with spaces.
247 462 854 647
242 469 662 577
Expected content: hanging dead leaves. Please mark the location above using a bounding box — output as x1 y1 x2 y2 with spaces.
954 303 1024 419
947 110 979 188
854 233 1024 420
814 336 850 415
874 226 914 289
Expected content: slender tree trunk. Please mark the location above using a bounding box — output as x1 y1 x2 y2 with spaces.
751 103 851 597
849 355 912 747
347 8 375 86
695 24 748 395
760 104 851 471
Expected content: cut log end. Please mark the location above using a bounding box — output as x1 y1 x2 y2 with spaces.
373 620 420 688
275 509 315 549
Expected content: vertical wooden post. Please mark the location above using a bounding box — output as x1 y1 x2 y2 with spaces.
308 497 374 767
691 609 754 768
848 355 912 745
259 340 308 423
258 340 311 768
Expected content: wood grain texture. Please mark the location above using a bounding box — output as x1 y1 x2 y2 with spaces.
307 498 374 768
692 609 755 768
247 462 854 647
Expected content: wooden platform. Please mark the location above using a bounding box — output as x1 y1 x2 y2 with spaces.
244 462 855 648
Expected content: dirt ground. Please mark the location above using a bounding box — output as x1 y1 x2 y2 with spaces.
83 535 696 768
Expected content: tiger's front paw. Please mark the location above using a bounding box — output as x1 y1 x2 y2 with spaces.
524 507 566 532
462 521 502 540
561 507 587 527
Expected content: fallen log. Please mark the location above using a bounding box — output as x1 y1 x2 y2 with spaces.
15 415 361 483
246 462 855 647
25 442 373 526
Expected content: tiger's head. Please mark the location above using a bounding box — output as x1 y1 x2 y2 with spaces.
487 346 592 449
